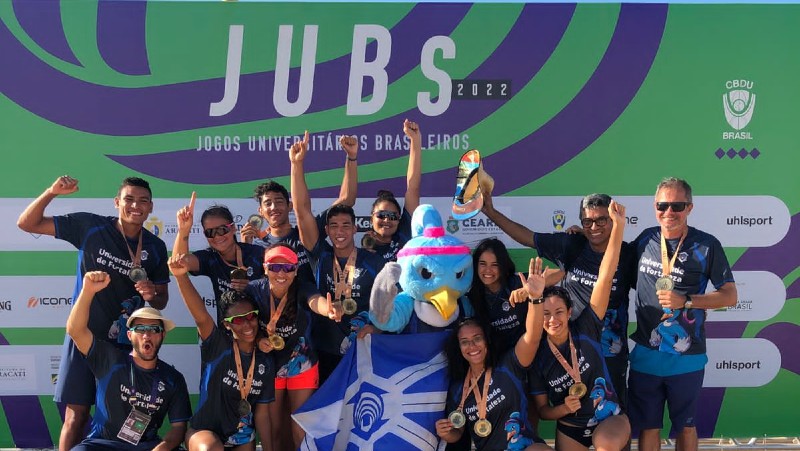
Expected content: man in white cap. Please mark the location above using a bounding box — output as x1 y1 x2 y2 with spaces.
66 271 191 451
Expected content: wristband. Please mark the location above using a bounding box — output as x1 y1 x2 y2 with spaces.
684 294 693 309
347 156 357 161
528 296 544 304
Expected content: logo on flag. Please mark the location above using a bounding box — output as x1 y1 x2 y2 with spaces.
293 332 450 450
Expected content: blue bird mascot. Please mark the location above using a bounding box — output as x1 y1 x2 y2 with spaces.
369 204 474 333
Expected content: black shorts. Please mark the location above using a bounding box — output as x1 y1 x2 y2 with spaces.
557 421 596 448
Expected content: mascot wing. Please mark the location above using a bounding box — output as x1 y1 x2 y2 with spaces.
369 262 415 332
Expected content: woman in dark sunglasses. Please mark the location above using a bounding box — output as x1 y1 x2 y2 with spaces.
246 244 342 451
362 119 422 262
173 193 266 326
169 254 276 451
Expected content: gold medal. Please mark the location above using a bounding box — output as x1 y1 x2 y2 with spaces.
247 214 264 230
237 399 251 417
655 276 674 291
448 409 466 428
361 233 376 251
474 418 492 437
569 382 588 398
342 298 358 315
230 268 248 280
268 334 285 351
129 267 148 283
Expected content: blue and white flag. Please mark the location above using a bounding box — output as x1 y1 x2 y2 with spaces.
293 332 450 450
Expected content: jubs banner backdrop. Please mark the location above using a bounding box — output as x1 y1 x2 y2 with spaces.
1 0 798 447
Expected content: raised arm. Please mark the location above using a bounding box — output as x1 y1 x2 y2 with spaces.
481 190 536 248
403 119 422 214
513 257 546 367
335 135 359 207
17 175 80 236
172 191 200 272
169 254 215 340
589 200 625 320
290 131 320 251
66 271 111 355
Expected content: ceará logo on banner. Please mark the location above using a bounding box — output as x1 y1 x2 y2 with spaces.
722 80 755 140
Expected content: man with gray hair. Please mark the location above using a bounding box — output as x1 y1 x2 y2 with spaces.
628 177 736 451
482 191 637 411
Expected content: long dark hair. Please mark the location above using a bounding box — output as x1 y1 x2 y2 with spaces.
467 238 516 324
444 318 497 382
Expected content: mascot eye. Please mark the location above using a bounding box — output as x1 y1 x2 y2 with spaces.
420 268 433 279
455 271 464 279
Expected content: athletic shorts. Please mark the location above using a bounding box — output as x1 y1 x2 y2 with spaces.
628 368 704 433
275 363 319 390
557 421 597 448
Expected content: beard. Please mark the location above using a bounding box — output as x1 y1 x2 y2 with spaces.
133 340 162 361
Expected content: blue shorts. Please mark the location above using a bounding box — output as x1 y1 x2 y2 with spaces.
628 368 704 434
54 335 131 405
72 437 168 451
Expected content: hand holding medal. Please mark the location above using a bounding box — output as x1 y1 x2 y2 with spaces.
325 293 343 322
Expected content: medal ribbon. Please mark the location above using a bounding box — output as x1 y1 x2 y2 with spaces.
218 244 245 272
547 333 582 388
232 341 256 407
469 367 493 422
457 367 485 412
660 229 687 279
333 250 357 301
267 291 289 336
117 220 143 269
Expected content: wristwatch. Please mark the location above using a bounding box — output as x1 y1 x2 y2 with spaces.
529 296 544 304
684 294 694 309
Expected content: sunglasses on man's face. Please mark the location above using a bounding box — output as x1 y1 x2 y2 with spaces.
655 202 689 212
203 223 234 238
129 324 165 334
374 210 400 221
224 310 259 325
266 263 298 273
580 216 609 228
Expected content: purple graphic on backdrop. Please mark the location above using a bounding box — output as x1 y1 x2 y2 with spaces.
0 3 470 135
12 0 80 66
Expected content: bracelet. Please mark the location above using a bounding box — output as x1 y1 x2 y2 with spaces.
347 156 357 161
528 296 544 304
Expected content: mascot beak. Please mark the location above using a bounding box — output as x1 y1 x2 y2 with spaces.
424 286 460 320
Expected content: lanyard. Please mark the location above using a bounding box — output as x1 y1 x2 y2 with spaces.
333 250 357 300
117 220 143 268
267 290 289 335
232 341 256 404
660 230 687 278
547 333 582 387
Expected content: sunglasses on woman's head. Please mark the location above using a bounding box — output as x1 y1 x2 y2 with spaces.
374 210 400 221
266 263 298 273
203 223 235 238
224 310 259 325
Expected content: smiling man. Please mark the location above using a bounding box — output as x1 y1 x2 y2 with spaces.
629 178 737 451
17 176 170 451
66 271 190 451
482 192 637 409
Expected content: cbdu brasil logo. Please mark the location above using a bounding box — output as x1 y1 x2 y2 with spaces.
722 79 755 139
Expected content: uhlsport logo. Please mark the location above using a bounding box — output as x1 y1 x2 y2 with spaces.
145 216 164 237
552 210 566 231
722 79 755 138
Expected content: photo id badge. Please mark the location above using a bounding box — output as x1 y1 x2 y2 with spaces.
117 408 151 445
